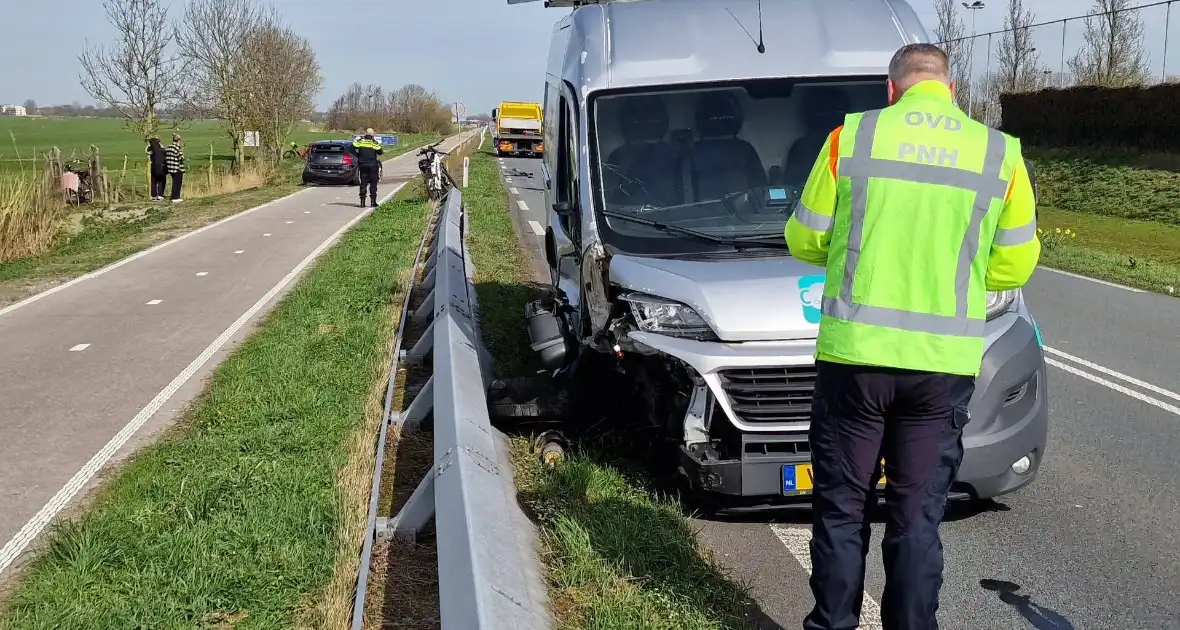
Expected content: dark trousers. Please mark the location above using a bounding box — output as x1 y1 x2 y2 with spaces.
169 172 184 200
804 360 975 630
151 173 167 198
359 163 379 203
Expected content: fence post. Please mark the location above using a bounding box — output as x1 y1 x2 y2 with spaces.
463 157 470 188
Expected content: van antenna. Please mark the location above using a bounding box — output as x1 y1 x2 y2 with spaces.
725 0 766 54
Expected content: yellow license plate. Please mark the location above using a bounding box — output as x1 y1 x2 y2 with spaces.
782 462 887 496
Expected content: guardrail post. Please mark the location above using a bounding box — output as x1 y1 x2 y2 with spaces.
463 156 470 188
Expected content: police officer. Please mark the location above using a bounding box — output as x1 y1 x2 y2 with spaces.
352 128 384 207
785 43 1040 630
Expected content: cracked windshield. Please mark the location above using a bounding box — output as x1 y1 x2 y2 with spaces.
593 80 888 243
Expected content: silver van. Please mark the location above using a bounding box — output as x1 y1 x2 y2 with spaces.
511 0 1048 508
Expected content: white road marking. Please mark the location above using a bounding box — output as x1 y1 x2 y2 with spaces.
286 220 294 224
1046 357 1180 417
771 525 883 630
0 204 378 576
304 211 311 214
1038 266 1145 293
145 300 162 306
195 272 208 277
506 177 514 183
234 250 244 254
0 189 308 319
528 220 545 236
516 200 529 211
263 233 272 237
509 187 519 194
1046 347 1180 403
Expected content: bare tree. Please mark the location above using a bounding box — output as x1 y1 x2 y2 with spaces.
932 0 973 113
996 0 1043 93
240 20 323 164
178 0 266 169
1068 0 1150 87
78 0 189 138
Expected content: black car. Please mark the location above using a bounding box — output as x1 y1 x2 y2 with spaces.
302 141 361 185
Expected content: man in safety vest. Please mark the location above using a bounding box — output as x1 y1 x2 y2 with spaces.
352 128 384 207
785 43 1040 630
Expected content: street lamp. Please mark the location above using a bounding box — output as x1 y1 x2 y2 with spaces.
962 1 986 119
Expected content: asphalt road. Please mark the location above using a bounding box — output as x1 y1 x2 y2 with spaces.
496 155 1180 629
0 132 474 578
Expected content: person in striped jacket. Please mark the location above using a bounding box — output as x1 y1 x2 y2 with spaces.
165 134 186 203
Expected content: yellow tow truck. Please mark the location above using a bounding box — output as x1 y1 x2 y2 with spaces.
492 101 544 157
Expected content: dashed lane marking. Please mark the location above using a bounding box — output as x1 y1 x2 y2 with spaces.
195 272 208 277
528 220 545 236
68 344 90 352
509 187 519 194
517 200 529 211
145 300 162 306
770 525 883 630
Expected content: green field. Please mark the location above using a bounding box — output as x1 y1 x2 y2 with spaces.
0 117 409 175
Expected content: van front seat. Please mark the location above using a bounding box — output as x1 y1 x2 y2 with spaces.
779 87 851 186
601 96 683 208
690 91 767 201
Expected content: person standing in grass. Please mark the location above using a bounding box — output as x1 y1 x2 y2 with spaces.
146 137 167 201
165 134 186 203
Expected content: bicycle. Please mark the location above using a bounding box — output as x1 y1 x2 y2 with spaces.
417 141 455 201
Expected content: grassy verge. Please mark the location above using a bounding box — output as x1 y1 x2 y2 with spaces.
1028 148 1180 225
1037 207 1180 294
0 185 434 629
0 134 439 306
464 147 756 629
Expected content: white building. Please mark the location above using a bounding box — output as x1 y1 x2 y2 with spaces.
1 105 28 116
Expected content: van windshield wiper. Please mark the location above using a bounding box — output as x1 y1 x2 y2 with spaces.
603 210 787 249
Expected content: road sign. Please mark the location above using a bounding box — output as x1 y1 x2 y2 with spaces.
244 131 259 147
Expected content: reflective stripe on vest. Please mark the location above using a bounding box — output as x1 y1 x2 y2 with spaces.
821 108 1011 339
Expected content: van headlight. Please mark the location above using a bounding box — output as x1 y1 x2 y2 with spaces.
986 290 1017 320
620 293 716 339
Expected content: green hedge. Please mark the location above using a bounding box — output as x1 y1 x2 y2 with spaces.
1001 84 1180 150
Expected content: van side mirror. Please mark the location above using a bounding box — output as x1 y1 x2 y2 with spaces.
544 228 558 270
553 201 575 217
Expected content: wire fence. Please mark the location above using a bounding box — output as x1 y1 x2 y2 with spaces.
935 0 1179 125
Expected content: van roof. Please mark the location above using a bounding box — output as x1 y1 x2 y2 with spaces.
546 0 928 94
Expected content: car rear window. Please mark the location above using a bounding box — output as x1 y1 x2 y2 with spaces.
312 144 346 153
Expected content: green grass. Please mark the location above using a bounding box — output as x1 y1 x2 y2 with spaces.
1027 147 1180 225
0 117 433 175
463 147 756 629
0 132 439 306
1017 148 1180 294
0 186 434 629
1037 207 1180 294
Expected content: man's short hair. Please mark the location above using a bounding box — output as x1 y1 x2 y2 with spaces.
888 43 950 88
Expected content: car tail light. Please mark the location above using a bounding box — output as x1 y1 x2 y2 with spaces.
342 154 353 165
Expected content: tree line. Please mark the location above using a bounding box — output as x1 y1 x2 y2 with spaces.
77 0 322 167
325 83 455 135
933 0 1152 123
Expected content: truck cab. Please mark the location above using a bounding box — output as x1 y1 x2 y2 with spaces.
512 0 1049 509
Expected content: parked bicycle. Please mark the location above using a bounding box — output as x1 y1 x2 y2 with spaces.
417 140 454 201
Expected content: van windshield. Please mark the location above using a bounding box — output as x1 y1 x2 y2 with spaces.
591 79 887 253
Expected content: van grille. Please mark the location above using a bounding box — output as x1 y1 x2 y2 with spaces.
718 366 816 425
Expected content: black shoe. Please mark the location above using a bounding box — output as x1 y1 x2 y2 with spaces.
370 199 378 207
359 199 367 207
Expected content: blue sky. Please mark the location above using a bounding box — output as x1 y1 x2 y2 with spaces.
1 0 1175 115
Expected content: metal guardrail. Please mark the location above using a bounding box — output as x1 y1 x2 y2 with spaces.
350 181 550 629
